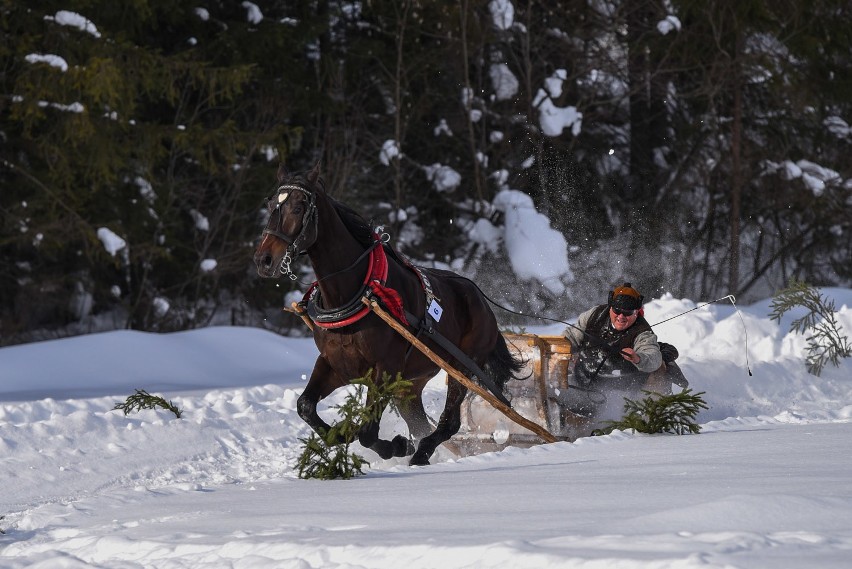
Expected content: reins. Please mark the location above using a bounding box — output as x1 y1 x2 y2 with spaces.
290 240 382 288
453 276 752 377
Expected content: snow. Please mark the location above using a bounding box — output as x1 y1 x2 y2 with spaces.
489 0 514 31
4 0 852 559
47 11 101 38
379 139 401 165
96 227 126 256
797 159 840 184
493 189 573 294
769 159 841 197
657 15 682 35
423 164 461 193
533 79 583 138
24 53 68 72
824 116 850 138
489 63 519 101
433 119 453 137
544 69 568 98
803 172 826 196
1 289 852 567
190 209 210 232
468 218 503 254
135 176 156 204
242 1 263 25
151 297 170 318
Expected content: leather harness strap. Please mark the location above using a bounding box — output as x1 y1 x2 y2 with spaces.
401 308 510 407
299 239 509 405
303 236 409 329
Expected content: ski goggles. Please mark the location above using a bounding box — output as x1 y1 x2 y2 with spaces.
611 307 637 317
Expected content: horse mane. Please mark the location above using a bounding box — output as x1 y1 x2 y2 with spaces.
328 196 407 264
328 197 376 249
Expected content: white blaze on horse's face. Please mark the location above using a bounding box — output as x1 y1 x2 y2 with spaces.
277 191 289 205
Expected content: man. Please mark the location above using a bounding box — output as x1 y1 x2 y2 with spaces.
563 283 673 419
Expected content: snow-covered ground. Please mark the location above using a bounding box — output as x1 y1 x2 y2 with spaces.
1 291 851 568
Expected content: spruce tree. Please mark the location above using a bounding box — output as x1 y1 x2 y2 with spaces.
1 1 313 340
769 281 852 376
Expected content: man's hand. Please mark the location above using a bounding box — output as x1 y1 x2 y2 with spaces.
620 347 640 365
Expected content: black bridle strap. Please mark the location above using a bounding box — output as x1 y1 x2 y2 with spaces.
262 185 316 244
261 184 318 280
262 227 294 243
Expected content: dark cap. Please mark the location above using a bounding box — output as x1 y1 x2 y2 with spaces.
608 282 643 311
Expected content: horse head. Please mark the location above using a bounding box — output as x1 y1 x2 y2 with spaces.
254 163 323 279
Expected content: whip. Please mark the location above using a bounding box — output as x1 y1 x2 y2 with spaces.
461 278 753 377
650 294 752 376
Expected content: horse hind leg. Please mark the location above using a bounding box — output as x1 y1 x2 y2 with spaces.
409 379 468 466
356 380 416 460
357 420 415 459
396 382 433 440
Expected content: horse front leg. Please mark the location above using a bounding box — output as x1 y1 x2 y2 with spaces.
409 378 468 466
297 357 345 443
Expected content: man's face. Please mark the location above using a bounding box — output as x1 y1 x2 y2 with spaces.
609 307 638 331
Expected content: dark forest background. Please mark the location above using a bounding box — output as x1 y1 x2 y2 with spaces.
1 0 850 345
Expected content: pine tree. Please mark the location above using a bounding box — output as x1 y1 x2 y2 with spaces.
296 371 414 480
0 1 312 340
769 281 852 376
595 389 708 436
114 389 183 419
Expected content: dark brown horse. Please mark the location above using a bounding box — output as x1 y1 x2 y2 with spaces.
254 164 524 465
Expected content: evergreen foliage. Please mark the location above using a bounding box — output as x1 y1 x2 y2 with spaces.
296 371 414 480
1 1 305 340
594 389 708 436
114 389 183 419
296 431 369 482
1 1 851 342
769 281 852 376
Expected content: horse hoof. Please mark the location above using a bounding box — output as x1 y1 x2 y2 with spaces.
391 435 415 457
409 451 430 466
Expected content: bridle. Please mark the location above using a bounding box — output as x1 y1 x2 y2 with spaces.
262 183 318 280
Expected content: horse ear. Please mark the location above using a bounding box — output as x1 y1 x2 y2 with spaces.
277 163 288 183
307 161 322 187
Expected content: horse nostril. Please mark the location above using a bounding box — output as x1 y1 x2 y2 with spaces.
261 253 273 268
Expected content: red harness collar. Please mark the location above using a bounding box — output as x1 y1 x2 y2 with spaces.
302 236 408 329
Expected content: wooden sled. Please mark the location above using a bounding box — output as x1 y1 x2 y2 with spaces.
446 333 592 456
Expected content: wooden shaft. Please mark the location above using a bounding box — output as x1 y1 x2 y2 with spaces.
362 297 557 444
289 301 314 331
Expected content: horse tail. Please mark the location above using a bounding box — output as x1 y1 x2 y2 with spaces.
485 334 528 391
